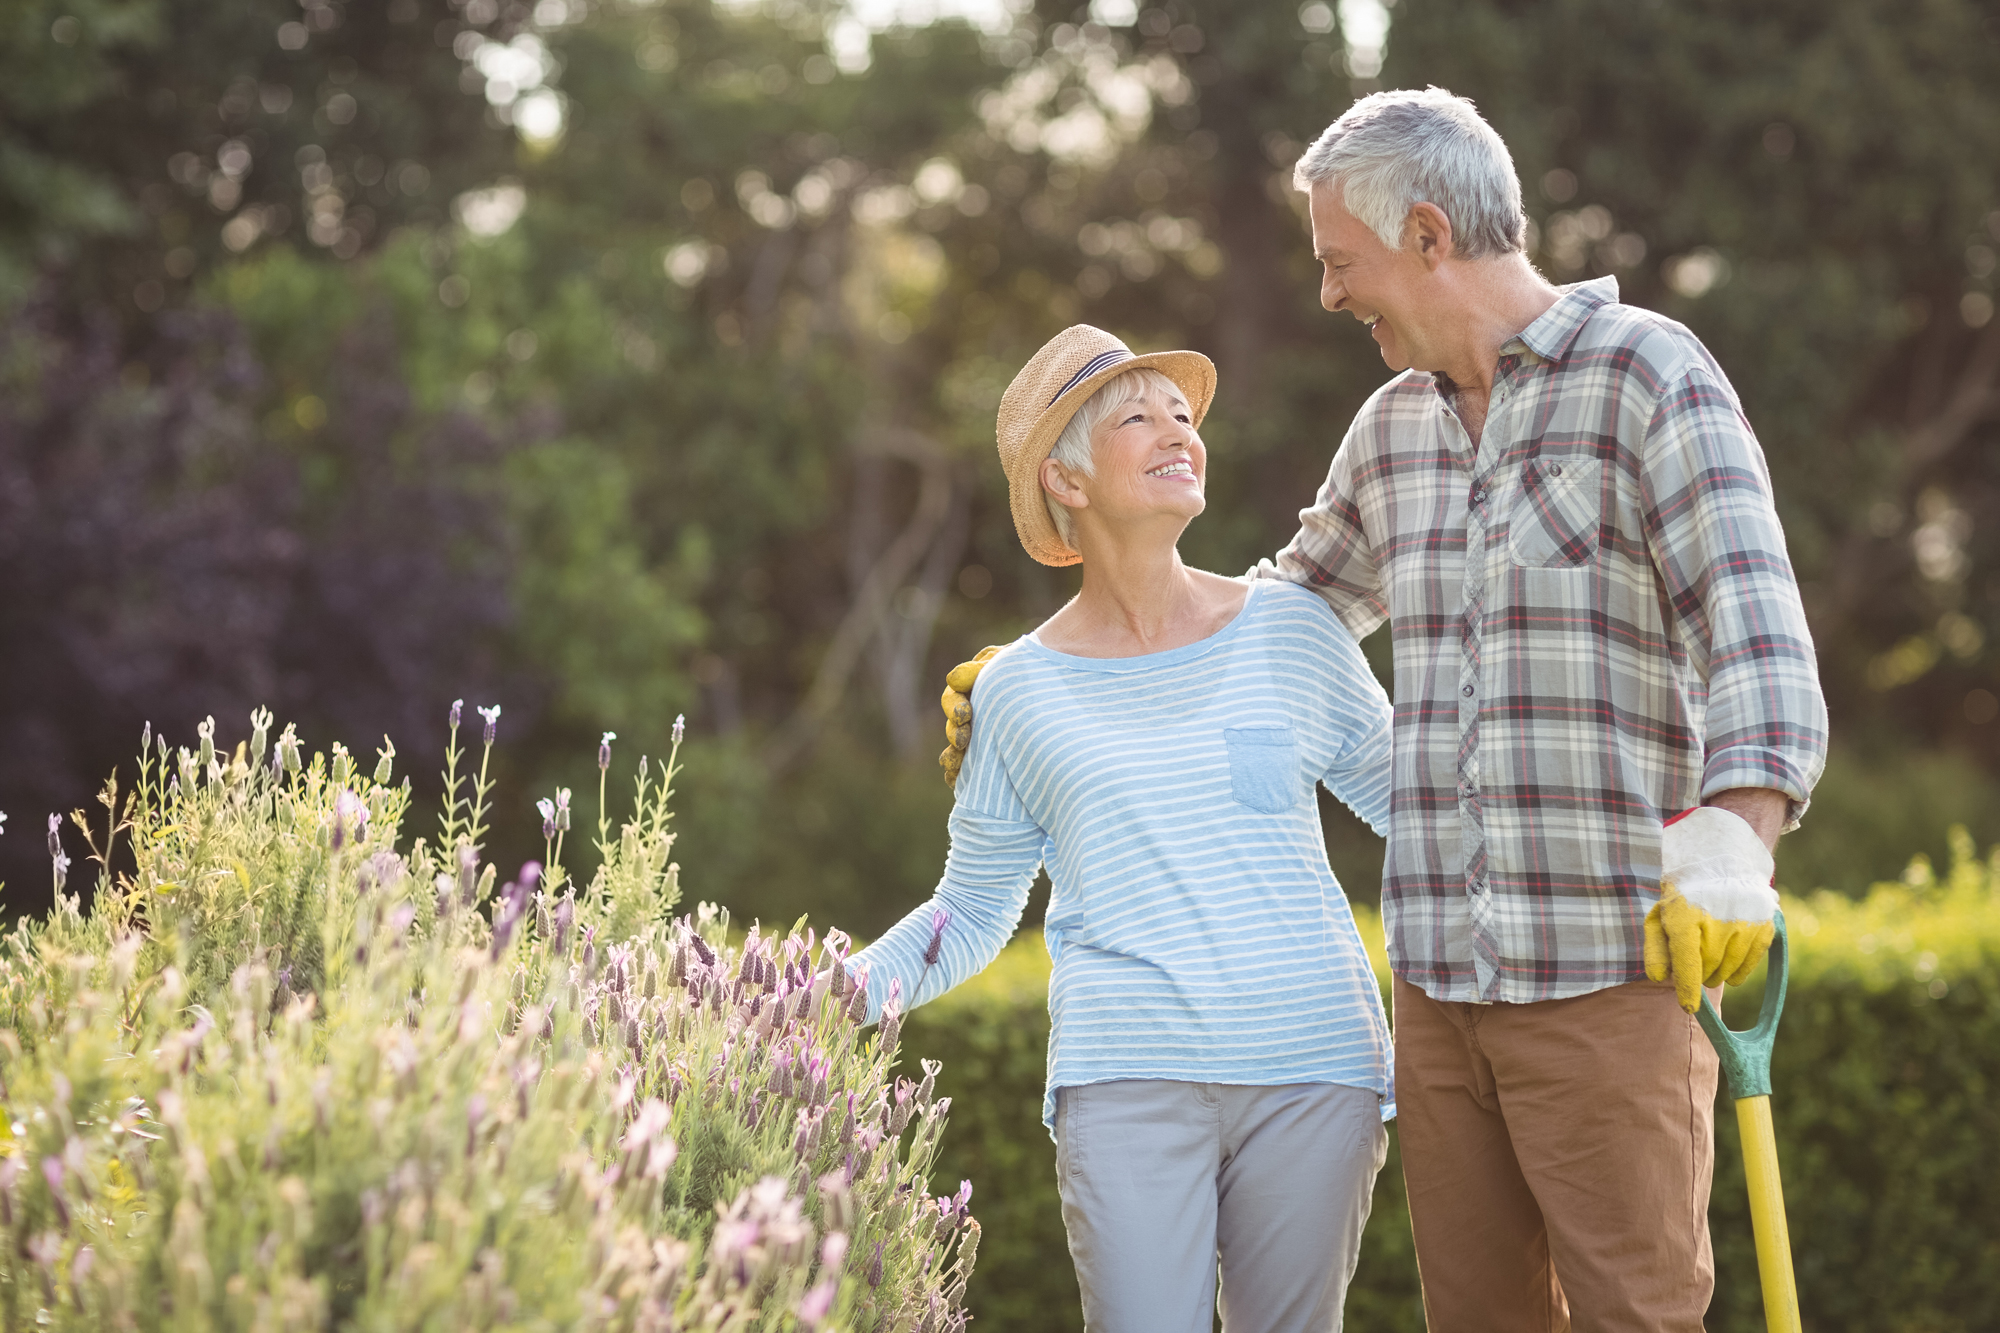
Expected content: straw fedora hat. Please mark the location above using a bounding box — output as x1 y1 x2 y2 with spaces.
996 325 1216 567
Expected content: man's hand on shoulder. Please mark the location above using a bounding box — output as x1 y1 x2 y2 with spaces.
939 646 1001 786
1643 802 1782 1013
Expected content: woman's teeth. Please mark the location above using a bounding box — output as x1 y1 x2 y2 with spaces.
1148 461 1193 478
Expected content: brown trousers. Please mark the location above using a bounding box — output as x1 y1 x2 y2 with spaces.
1392 976 1719 1333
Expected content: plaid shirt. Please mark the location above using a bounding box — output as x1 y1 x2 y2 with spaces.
1262 277 1827 1003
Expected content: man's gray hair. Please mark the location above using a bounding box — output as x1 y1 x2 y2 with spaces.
1294 87 1527 261
1042 367 1184 550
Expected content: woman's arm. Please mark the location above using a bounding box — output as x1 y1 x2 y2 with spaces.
1311 611 1395 838
845 802 1045 1022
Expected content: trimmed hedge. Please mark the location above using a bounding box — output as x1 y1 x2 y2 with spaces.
903 832 2000 1332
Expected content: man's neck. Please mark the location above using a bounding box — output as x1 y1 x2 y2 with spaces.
1424 255 1563 401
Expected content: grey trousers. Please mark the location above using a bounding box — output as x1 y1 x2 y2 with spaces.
1054 1080 1388 1333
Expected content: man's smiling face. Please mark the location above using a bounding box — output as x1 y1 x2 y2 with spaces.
1308 181 1435 374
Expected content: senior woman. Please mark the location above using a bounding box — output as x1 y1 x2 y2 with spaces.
843 326 1393 1333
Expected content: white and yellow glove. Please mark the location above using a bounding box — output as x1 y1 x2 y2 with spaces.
1643 806 1779 1013
938 646 1000 787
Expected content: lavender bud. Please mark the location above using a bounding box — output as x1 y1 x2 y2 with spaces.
458 845 479 908
866 1241 885 1287
536 896 552 941
599 731 615 771
672 714 685 745
923 907 952 968
449 698 463 729
690 933 716 969
554 787 571 833
879 1008 899 1048
478 704 501 745
47 814 62 860
553 896 574 954
141 720 152 751
849 985 871 1029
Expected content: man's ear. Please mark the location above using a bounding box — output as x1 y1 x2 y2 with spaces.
1040 457 1088 511
1406 202 1455 270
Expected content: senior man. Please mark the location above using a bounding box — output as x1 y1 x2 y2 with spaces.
943 88 1827 1330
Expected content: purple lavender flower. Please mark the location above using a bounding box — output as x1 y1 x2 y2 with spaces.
798 1278 838 1324
449 698 463 729
332 789 368 851
554 788 571 833
477 704 501 745
923 907 952 968
672 714 685 745
489 862 539 959
599 731 615 771
553 895 574 954
47 814 61 860
536 797 556 840
40 1158 67 1231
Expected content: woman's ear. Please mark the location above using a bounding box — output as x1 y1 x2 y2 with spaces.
1040 456 1088 511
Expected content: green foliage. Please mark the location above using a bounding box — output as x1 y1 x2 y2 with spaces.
0 715 980 1331
905 849 2000 1333
1710 831 2000 1332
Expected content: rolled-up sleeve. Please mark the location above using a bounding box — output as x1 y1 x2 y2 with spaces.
1639 364 1829 827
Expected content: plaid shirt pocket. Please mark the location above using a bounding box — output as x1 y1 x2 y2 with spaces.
1509 455 1603 568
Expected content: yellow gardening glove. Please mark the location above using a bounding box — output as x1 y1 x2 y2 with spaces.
1642 806 1779 1013
938 646 1001 787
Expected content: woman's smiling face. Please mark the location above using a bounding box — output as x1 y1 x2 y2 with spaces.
1079 383 1206 527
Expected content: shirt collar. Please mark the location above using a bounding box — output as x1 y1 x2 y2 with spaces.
1503 275 1619 365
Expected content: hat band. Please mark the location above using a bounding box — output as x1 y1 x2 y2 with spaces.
1047 348 1133 406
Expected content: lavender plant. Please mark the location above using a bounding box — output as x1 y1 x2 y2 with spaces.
0 710 977 1331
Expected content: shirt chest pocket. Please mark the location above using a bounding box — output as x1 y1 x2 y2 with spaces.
1508 455 1604 568
1224 726 1300 814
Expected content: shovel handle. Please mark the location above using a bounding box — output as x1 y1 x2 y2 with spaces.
1696 910 1788 1100
1735 1095 1803 1333
1700 911 1802 1333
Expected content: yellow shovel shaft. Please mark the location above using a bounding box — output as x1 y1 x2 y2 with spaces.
1734 1095 1801 1333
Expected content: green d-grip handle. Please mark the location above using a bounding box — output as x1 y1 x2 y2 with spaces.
1697 910 1788 1100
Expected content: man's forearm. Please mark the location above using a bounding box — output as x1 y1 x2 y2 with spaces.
1703 787 1788 853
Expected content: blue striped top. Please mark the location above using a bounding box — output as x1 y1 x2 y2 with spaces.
848 580 1396 1132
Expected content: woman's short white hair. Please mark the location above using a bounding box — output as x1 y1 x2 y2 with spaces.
1293 87 1527 261
1042 367 1185 550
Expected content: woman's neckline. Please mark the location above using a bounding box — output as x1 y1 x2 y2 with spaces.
1022 579 1264 670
